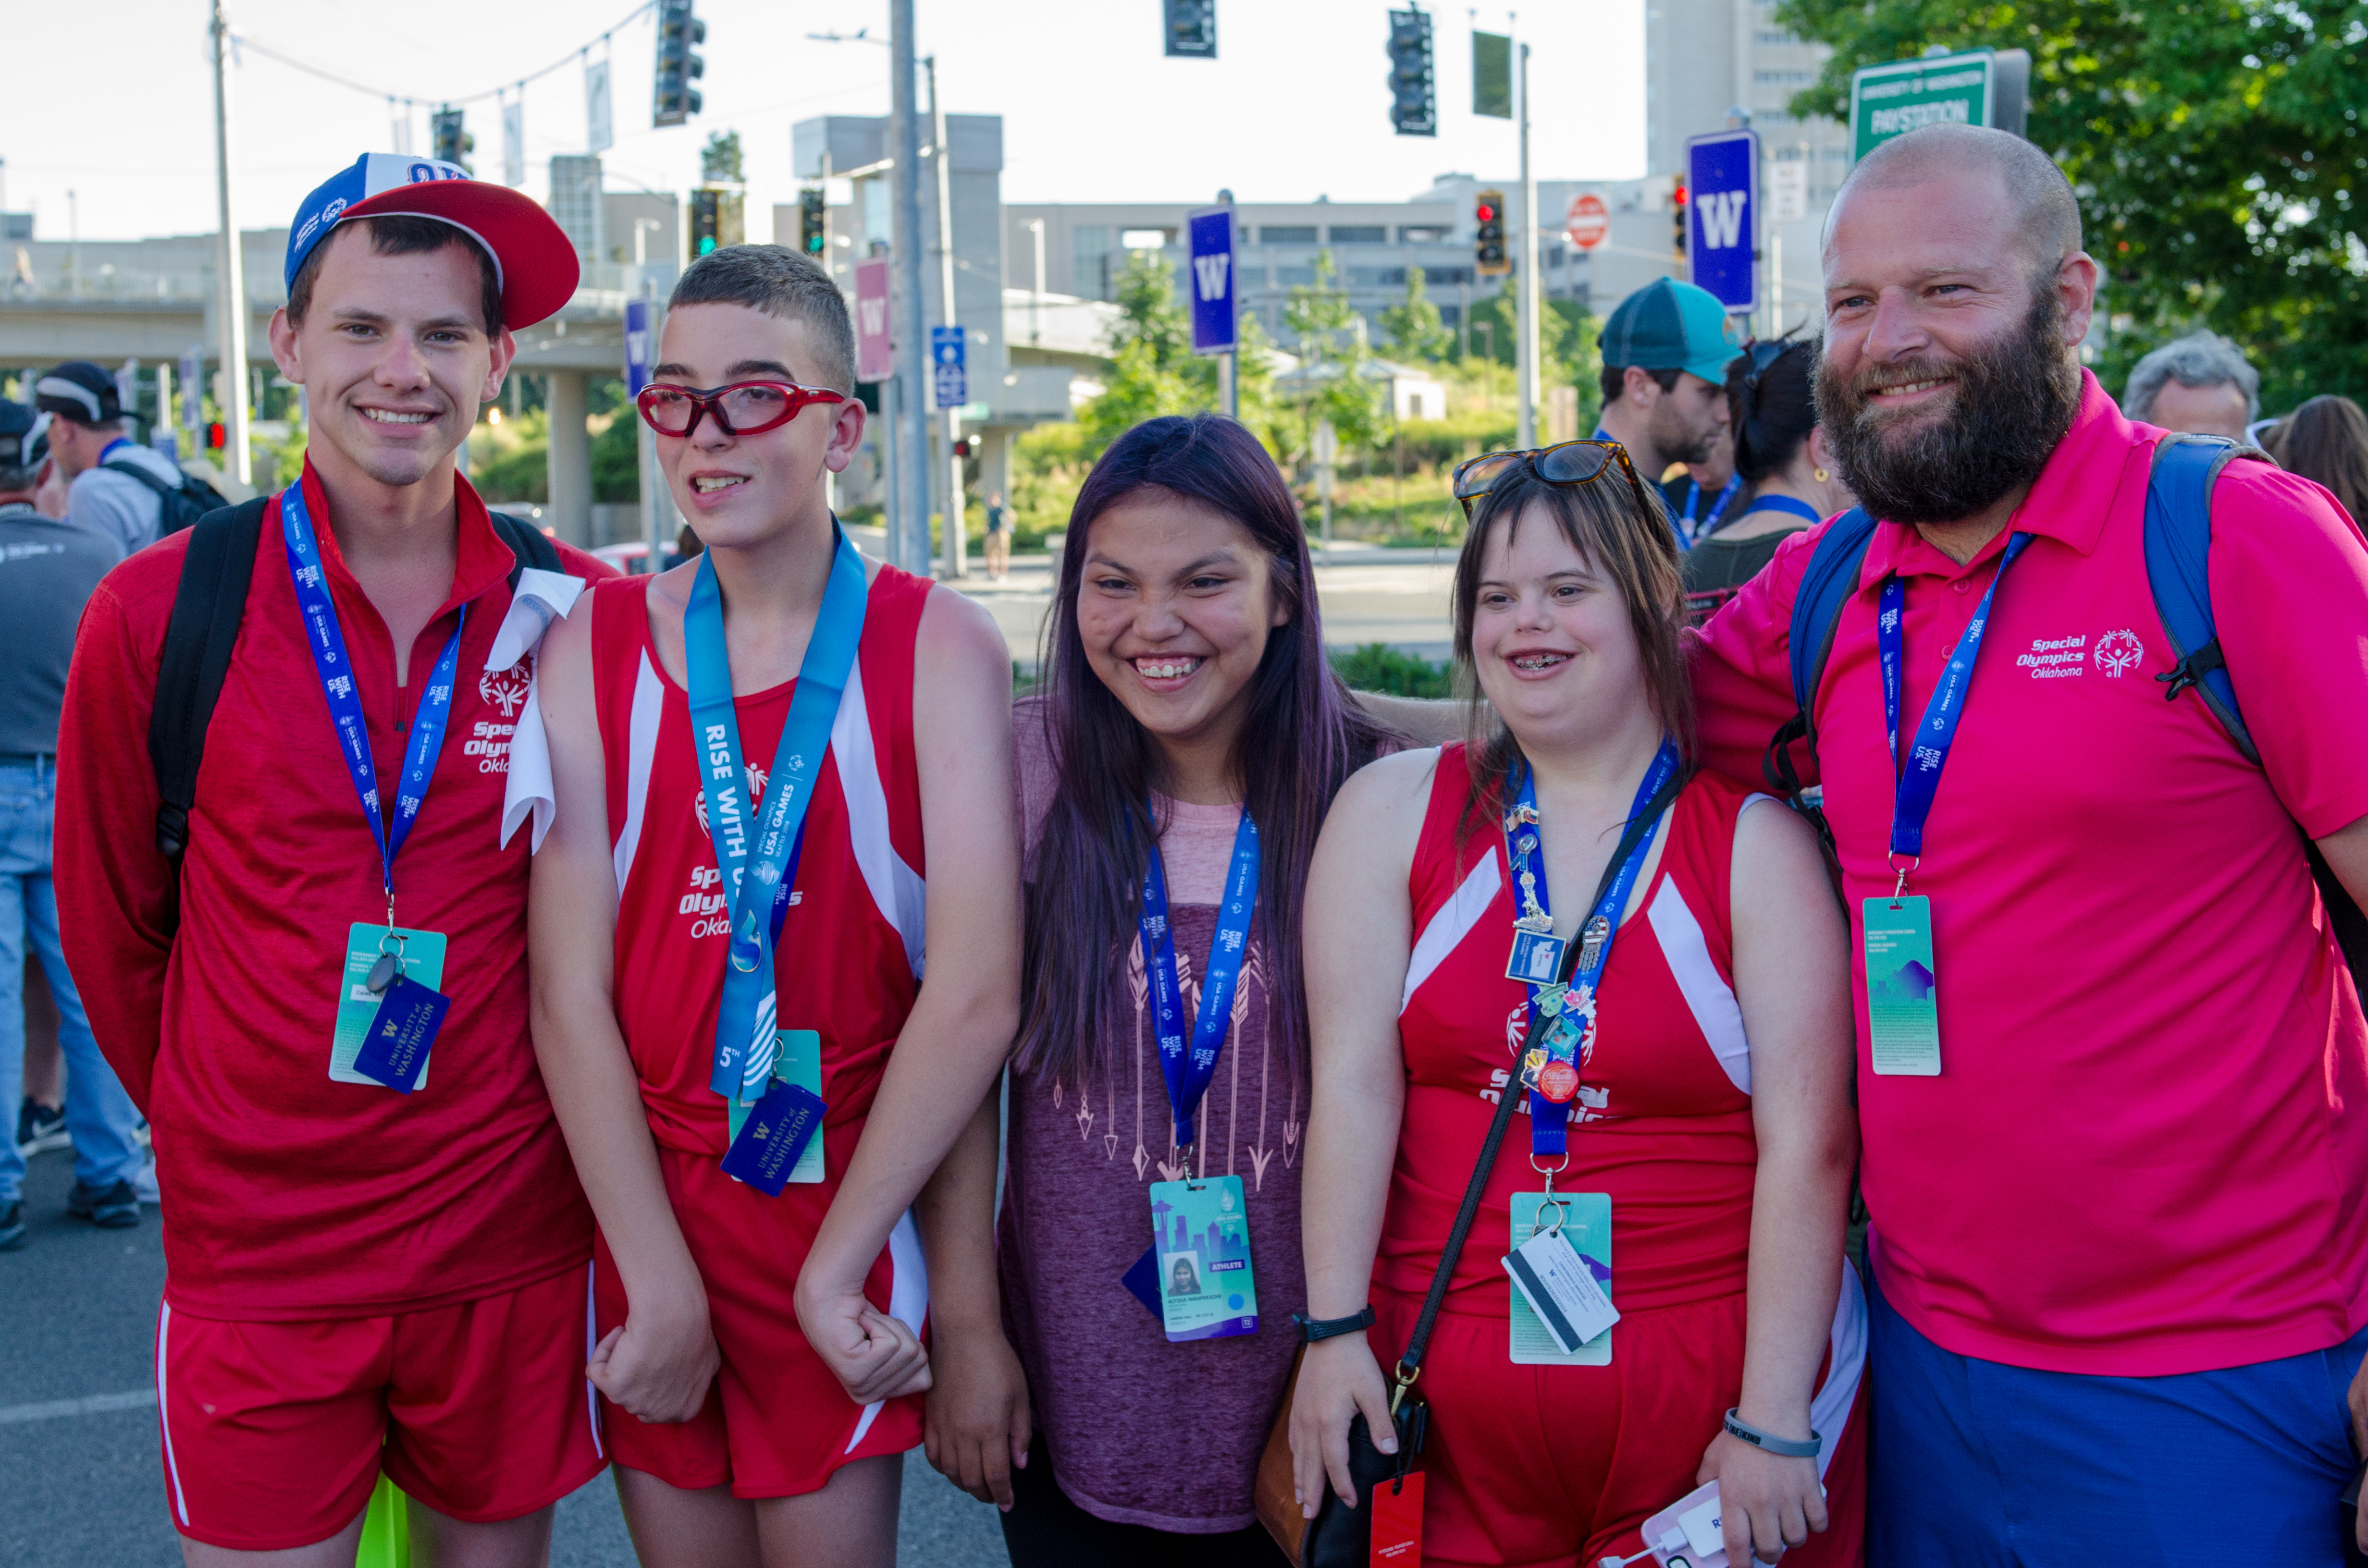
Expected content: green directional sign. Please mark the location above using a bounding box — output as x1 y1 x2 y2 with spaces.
1850 48 2029 161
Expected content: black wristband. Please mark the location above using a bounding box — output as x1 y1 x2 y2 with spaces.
1292 1307 1377 1344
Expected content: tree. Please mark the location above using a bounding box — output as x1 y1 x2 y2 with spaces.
700 130 744 184
1078 249 1219 451
1283 252 1387 454
1773 0 2367 407
1462 293 1603 426
1380 268 1454 363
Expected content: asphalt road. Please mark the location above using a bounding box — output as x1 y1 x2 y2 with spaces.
0 1145 1008 1568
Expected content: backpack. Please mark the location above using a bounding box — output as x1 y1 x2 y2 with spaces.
148 497 563 899
100 456 234 539
1763 432 2368 989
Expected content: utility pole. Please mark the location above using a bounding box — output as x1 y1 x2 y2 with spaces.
890 0 930 575
1027 218 1045 346
209 0 252 486
926 54 967 577
1515 38 1540 451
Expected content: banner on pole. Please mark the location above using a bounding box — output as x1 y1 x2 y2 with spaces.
1684 129 1760 315
502 100 525 187
586 60 614 154
1186 206 1236 355
624 300 654 395
855 258 893 383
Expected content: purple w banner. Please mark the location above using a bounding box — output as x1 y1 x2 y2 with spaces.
1187 206 1237 355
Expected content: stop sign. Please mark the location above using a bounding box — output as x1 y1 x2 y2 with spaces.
1565 192 1609 250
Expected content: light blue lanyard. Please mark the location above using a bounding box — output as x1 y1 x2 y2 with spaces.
1877 533 2031 869
280 483 464 917
1135 809 1261 1152
684 531 868 1101
1505 738 1681 1157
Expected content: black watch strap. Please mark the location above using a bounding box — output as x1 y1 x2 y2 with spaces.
1292 1306 1377 1344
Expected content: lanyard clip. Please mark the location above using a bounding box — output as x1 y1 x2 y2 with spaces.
1888 853 1919 901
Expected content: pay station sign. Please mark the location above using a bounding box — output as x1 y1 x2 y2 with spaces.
1685 129 1759 315
931 324 967 410
1850 48 2031 160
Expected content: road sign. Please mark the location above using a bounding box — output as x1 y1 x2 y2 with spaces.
1565 192 1608 250
931 325 966 410
855 258 892 382
1186 206 1236 355
623 300 654 394
1686 129 1759 315
1768 160 1808 223
1850 48 2031 161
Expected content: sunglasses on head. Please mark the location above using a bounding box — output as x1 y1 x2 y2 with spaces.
635 379 847 440
1450 438 1651 522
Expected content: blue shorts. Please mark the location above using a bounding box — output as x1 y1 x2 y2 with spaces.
1868 1262 2368 1566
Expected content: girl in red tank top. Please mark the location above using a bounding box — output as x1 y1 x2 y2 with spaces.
1289 446 1867 1568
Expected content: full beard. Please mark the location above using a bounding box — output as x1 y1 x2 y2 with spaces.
1816 286 2084 527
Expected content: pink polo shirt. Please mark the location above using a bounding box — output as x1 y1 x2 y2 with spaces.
1694 371 2368 1376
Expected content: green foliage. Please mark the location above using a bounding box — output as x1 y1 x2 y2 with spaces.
1395 408 1520 469
1773 0 2368 407
700 130 744 185
1078 249 1221 453
1330 642 1454 698
592 410 640 503
269 427 307 491
1284 252 1387 453
1380 268 1454 363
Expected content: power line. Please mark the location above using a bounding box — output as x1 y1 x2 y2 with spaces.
232 4 655 111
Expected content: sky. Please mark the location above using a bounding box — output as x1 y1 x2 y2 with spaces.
0 0 1646 245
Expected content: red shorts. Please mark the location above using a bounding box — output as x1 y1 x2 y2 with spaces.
1372 1277 1868 1568
153 1262 606 1552
592 1141 927 1499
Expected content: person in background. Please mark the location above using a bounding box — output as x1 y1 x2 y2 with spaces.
920 414 1393 1564
35 361 185 559
984 489 1011 581
2120 331 2258 441
1660 425 1739 547
1594 278 1742 533
1682 337 1855 626
0 403 144 1251
2265 395 2368 527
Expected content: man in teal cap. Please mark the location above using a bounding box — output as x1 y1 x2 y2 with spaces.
1593 277 1745 528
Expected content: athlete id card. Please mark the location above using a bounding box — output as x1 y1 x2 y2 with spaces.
726 1029 826 1184
1147 1175 1258 1342
1862 895 1941 1075
333 924 446 1089
1509 1191 1612 1365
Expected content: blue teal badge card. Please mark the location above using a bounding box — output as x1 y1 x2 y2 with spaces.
1510 1191 1612 1365
351 976 450 1093
1862 895 1942 1076
721 1079 826 1197
332 924 446 1089
1147 1175 1258 1342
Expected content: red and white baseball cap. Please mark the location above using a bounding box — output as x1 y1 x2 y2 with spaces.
284 154 580 330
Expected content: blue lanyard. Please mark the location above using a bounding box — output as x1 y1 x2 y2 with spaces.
1135 808 1261 1152
1736 493 1823 527
99 437 135 465
684 531 868 1102
1877 532 2031 871
1680 474 1743 541
1505 738 1680 1157
280 483 465 919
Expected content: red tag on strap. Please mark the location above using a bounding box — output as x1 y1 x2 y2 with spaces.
1369 1470 1424 1567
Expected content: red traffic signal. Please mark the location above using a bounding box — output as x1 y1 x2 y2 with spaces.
1672 175 1688 208
1476 201 1496 222
206 422 225 451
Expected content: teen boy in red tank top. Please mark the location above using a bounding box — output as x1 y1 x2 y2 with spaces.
530 246 1019 1567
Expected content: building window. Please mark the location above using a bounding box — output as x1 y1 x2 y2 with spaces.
1329 225 1387 244
1421 265 1474 286
1274 266 1318 286
1754 69 1815 84
1399 225 1450 242
1261 225 1318 244
1755 28 1797 43
1071 225 1113 298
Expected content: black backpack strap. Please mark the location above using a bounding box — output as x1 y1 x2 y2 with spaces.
148 499 268 877
488 511 563 591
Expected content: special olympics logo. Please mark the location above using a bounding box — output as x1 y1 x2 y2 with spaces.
477 656 532 718
693 762 768 836
2094 629 2144 678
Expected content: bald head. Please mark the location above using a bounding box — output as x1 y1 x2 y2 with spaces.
1833 124 2081 271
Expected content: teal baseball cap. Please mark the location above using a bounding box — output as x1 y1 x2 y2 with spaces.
1600 278 1744 386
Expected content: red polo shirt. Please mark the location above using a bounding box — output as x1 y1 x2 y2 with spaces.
1694 371 2368 1376
56 465 604 1322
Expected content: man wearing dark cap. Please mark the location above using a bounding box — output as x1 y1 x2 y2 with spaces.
36 360 186 559
56 153 606 1565
0 406 143 1253
1594 277 1744 530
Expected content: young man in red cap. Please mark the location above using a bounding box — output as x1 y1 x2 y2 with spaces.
56 153 610 1565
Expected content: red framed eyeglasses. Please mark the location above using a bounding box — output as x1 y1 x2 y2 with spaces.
634 379 847 440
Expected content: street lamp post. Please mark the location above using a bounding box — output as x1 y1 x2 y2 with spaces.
890 1 931 575
209 0 252 486
1516 39 1540 451
925 54 966 578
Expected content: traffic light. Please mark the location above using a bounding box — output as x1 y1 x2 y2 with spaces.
431 107 473 174
1474 189 1509 277
1671 174 1689 258
799 187 826 257
952 434 979 461
654 0 706 128
1386 11 1436 137
205 422 225 452
1163 0 1215 58
690 190 721 257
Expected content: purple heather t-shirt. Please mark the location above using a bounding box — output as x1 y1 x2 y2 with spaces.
999 698 1309 1532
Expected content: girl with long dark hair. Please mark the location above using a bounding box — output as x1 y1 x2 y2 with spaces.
915 415 1393 1565
1288 442 1867 1566
1681 336 1856 625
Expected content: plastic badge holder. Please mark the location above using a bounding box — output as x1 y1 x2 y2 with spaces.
1596 1480 1796 1568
